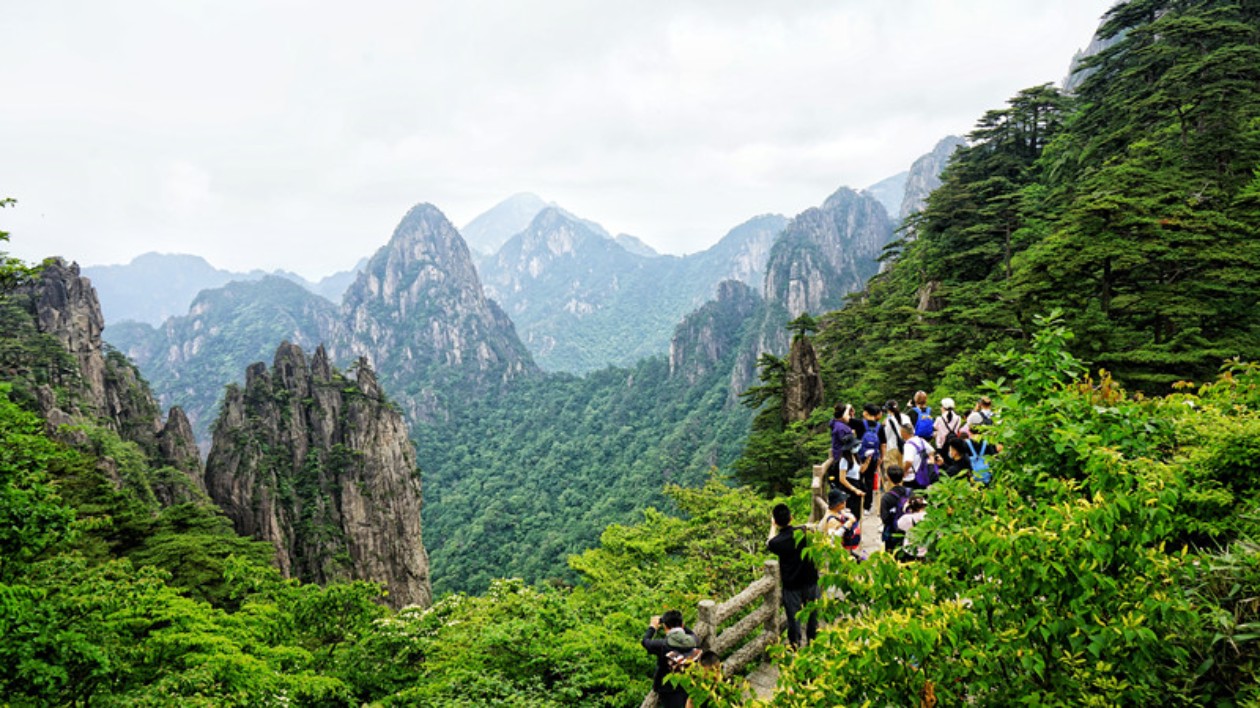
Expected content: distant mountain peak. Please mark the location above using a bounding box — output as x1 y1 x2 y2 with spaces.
614 233 658 258
900 136 966 221
462 194 614 256
462 193 554 255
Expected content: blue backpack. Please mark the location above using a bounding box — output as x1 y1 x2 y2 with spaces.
914 415 935 440
860 424 881 463
967 439 992 485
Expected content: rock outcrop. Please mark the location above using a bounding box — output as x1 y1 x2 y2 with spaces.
204 342 431 609
108 276 346 445
782 336 824 423
668 280 760 385
7 259 204 492
763 188 893 324
478 207 787 373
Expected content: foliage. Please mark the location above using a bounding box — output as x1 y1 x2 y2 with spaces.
732 347 827 497
690 320 1260 706
816 0 1260 403
418 351 753 596
0 197 36 292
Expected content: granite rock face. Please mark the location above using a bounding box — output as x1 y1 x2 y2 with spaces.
899 135 966 223
782 336 824 424
204 342 432 609
12 259 203 490
341 203 537 421
668 280 760 385
764 188 894 323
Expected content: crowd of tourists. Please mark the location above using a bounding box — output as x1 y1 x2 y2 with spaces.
770 392 1001 648
644 394 1000 703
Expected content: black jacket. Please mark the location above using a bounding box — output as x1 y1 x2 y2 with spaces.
641 626 698 694
767 526 819 591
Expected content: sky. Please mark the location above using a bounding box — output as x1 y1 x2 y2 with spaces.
2 0 1117 279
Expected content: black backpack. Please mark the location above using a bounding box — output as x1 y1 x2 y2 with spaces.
881 487 913 545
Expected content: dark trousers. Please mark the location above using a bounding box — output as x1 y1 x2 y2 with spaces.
846 490 863 527
655 690 688 708
782 584 820 647
861 461 878 512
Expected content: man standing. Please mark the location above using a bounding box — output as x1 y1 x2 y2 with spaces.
901 423 937 490
766 503 819 648
642 609 699 708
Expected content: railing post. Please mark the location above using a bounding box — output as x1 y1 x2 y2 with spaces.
763 559 781 638
809 462 828 524
696 599 716 649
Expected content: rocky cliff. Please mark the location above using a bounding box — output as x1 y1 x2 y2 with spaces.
899 135 966 222
668 280 760 385
341 203 536 421
3 258 203 494
107 276 346 445
764 187 893 323
477 207 786 373
782 335 824 423
204 342 431 609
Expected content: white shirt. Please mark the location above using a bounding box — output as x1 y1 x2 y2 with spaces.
897 510 928 557
903 437 935 475
934 411 963 447
839 456 860 481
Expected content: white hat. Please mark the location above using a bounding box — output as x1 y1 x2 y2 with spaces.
941 397 956 410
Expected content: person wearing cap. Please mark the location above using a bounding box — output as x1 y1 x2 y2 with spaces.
934 397 965 447
826 433 866 518
822 488 859 550
642 609 700 708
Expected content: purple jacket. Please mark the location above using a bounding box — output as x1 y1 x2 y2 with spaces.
830 418 854 459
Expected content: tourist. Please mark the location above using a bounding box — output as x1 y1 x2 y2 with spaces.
967 396 995 428
934 397 965 447
879 467 912 554
767 504 819 648
642 609 700 708
896 496 929 560
900 423 937 490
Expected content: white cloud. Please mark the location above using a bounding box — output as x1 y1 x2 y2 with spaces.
0 0 1117 277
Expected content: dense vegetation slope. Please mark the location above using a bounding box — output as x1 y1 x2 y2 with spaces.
816 0 1260 403
418 332 755 595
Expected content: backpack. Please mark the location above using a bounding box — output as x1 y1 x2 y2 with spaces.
666 647 703 673
826 512 860 549
967 439 992 485
860 424 881 463
940 412 963 441
881 487 912 545
909 439 939 487
914 410 935 439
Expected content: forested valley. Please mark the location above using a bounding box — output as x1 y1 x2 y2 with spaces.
3 1 1260 705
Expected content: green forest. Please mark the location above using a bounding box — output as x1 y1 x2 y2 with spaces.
3 0 1260 705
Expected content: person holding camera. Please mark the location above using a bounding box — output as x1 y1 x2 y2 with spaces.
642 609 699 708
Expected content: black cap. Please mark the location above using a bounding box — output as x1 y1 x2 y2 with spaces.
828 488 848 507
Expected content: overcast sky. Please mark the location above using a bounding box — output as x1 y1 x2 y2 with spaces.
2 0 1116 278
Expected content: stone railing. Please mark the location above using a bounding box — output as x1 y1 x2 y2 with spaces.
640 559 782 708
809 461 829 525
